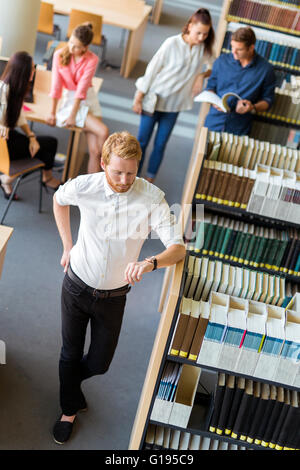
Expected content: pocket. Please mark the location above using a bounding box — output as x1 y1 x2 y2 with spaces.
63 274 86 297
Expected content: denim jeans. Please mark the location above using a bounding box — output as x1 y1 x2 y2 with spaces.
59 273 127 416
137 110 179 178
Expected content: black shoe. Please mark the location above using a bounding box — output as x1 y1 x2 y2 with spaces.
53 415 76 445
0 182 20 200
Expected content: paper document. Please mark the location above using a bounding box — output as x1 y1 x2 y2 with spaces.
194 90 242 112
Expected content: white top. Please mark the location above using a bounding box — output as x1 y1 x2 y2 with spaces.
135 34 214 112
0 80 27 128
55 173 184 289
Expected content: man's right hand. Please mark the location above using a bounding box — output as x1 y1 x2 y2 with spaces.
61 249 71 273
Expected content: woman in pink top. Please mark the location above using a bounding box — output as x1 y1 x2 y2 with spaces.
47 23 109 173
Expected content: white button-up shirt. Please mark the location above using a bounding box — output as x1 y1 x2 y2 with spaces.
135 34 215 112
55 173 184 289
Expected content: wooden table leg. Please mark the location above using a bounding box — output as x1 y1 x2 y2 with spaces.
62 130 83 182
120 15 149 78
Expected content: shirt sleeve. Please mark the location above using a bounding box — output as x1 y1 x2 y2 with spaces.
75 55 99 100
260 66 276 108
135 38 169 95
50 50 64 100
54 178 79 206
150 198 185 249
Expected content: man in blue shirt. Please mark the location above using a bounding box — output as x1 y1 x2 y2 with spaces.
204 27 276 135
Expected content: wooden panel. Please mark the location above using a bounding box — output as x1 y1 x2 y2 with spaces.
129 259 184 450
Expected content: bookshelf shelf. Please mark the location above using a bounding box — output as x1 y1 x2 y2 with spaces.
166 355 300 393
149 419 272 451
188 251 300 284
193 198 300 230
254 114 300 130
226 16 300 37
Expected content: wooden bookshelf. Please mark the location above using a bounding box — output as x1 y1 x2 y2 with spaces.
129 125 300 451
128 2 300 451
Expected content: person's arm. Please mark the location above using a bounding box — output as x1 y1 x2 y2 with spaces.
47 50 64 126
65 98 81 128
192 69 212 97
20 122 40 157
47 97 59 126
124 196 186 285
124 244 186 285
235 99 269 114
53 194 73 272
133 38 168 114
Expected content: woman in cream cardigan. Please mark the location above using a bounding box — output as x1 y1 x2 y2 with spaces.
133 8 215 183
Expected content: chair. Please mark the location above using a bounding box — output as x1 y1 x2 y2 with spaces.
37 2 61 40
66 9 118 69
0 139 45 224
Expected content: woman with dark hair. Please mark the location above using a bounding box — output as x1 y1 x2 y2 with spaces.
133 8 215 183
0 51 59 199
47 22 109 174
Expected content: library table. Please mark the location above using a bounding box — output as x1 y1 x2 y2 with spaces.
24 68 103 182
46 0 152 78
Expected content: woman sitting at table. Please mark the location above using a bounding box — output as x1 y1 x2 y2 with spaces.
47 22 109 174
0 51 60 200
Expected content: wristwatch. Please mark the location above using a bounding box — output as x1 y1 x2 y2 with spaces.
145 256 158 271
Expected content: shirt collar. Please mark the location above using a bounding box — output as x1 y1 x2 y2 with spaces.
229 51 257 69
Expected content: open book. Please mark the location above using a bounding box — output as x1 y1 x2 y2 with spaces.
194 90 242 112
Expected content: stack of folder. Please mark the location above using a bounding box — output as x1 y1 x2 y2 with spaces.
209 374 300 450
192 213 300 275
206 130 300 172
195 161 255 209
144 423 247 450
169 289 300 387
247 164 300 224
151 362 201 428
183 255 287 306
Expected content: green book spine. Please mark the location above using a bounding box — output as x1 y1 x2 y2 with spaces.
266 239 280 270
225 230 238 260
275 240 288 271
294 252 300 275
234 232 246 262
194 221 207 253
230 231 242 261
209 225 222 256
238 233 251 264
215 225 227 257
244 235 257 266
202 223 214 255
250 236 263 267
219 228 232 259
260 238 273 268
254 237 267 268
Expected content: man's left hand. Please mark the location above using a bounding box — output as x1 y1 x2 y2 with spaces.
236 99 253 114
124 260 153 286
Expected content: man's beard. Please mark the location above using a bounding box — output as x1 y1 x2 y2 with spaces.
105 171 132 193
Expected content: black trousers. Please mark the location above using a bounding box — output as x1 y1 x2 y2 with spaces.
59 272 127 416
7 130 57 170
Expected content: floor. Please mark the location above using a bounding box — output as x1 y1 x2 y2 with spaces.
0 0 222 450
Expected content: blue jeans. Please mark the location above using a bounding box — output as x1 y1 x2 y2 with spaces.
137 110 179 178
